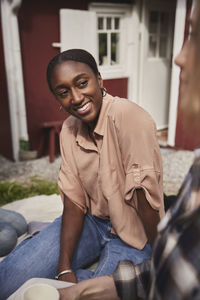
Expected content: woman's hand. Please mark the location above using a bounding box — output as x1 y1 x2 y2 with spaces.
58 285 79 300
58 275 120 300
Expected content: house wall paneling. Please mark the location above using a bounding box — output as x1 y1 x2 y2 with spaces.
0 9 13 160
104 78 128 99
18 0 87 153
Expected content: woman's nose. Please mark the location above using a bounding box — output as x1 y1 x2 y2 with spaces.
174 41 187 68
71 88 83 104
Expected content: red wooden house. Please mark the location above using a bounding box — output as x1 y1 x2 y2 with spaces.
0 0 197 161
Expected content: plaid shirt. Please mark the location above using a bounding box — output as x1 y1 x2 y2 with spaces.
113 149 200 300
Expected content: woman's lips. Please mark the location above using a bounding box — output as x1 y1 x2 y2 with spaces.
76 102 91 115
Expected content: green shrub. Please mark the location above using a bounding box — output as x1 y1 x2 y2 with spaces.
19 139 30 151
0 178 59 206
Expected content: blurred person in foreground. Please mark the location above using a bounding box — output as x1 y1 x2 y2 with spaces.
7 0 200 299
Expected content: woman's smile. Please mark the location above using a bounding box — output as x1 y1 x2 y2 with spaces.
75 101 92 114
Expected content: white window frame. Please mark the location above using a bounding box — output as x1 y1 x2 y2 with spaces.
89 2 132 80
97 14 121 66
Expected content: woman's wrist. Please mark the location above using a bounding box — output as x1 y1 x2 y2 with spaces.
57 257 72 273
55 269 73 280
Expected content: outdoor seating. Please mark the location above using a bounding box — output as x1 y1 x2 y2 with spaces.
38 121 63 163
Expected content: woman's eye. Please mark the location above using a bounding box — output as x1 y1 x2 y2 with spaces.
79 80 88 88
189 31 196 40
57 90 68 97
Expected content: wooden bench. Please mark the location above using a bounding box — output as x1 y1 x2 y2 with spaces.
38 120 63 163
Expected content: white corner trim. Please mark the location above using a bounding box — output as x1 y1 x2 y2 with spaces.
1 0 28 161
168 0 187 147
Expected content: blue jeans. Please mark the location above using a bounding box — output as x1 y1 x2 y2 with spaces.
0 214 152 300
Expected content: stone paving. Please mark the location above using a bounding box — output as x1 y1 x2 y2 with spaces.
0 155 61 183
0 148 195 196
161 148 194 195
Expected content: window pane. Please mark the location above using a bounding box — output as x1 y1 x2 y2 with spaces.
107 17 112 30
114 17 120 30
111 33 119 64
98 17 104 30
149 11 158 33
160 12 169 34
159 36 167 57
99 33 107 65
148 35 157 57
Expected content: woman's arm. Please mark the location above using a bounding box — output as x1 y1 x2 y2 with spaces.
136 189 160 247
57 195 85 283
58 275 120 300
111 103 163 246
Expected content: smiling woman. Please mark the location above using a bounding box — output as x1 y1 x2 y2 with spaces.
0 49 164 299
49 61 103 129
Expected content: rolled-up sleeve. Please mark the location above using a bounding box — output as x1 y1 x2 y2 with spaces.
114 101 164 216
124 164 162 211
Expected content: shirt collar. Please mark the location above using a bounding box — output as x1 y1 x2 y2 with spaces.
94 93 114 136
76 94 114 150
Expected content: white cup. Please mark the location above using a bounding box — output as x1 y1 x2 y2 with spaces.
23 283 60 300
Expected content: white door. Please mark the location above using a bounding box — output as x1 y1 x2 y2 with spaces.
139 0 176 129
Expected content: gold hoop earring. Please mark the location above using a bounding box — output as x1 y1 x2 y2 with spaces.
101 87 107 97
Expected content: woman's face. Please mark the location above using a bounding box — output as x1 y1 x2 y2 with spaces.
50 60 103 127
175 3 198 97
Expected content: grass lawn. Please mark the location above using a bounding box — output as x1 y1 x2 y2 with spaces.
0 178 59 206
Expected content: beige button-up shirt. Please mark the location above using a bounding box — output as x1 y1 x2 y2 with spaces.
58 94 164 249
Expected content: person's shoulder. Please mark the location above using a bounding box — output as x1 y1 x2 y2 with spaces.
60 116 80 138
62 115 79 129
62 115 76 126
108 96 155 125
